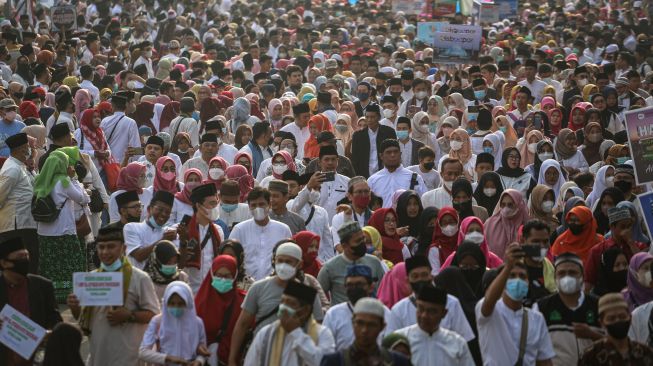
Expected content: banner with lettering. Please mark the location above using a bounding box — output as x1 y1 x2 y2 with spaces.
73 272 124 306
432 23 483 63
0 305 46 360
624 106 653 185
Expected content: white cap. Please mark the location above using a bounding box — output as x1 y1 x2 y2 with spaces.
0 20 11 28
353 297 385 318
606 44 619 54
276 242 302 261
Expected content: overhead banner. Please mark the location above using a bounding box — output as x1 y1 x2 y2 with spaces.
624 106 653 185
50 4 77 32
417 22 440 44
392 0 428 15
433 0 458 17
432 23 482 63
496 0 518 20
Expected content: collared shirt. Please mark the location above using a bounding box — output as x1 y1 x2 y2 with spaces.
181 156 210 178
37 179 91 236
368 127 379 176
108 189 152 223
386 295 475 342
280 123 311 161
80 79 100 104
421 187 452 209
368 167 427 208
0 156 36 232
100 112 141 163
218 203 251 229
168 116 200 147
317 254 385 305
289 197 334 263
316 174 350 221
395 324 475 366
518 79 548 104
398 138 413 167
133 56 155 78
475 297 556 365
45 111 76 147
136 155 158 188
228 218 292 280
124 220 174 269
407 165 442 190
322 301 392 351
269 210 306 234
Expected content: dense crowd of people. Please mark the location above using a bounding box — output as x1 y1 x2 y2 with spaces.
1 0 653 365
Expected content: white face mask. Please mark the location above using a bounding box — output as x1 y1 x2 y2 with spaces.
144 50 153 58
308 190 321 204
527 143 538 153
383 109 394 119
442 224 457 237
576 78 588 88
378 57 387 65
557 275 581 294
275 263 296 281
443 180 453 190
272 163 287 175
416 91 428 100
483 188 497 197
251 207 268 221
209 168 224 180
206 206 220 221
605 176 614 187
538 152 553 161
450 140 463 151
283 147 294 155
465 231 484 244
415 71 424 79
541 200 554 213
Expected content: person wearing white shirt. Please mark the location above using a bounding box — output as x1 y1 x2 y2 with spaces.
133 41 155 79
100 93 140 163
243 280 335 366
280 104 312 161
421 158 462 209
329 177 374 252
379 94 399 129
178 183 225 293
368 139 427 208
124 191 178 270
407 149 441 191
45 91 76 147
475 244 555 366
322 264 391 350
168 98 200 148
305 146 351 221
80 65 100 104
228 187 293 280
395 285 475 366
181 133 220 178
136 135 166 187
385 256 474 342
518 59 548 104
629 300 653 343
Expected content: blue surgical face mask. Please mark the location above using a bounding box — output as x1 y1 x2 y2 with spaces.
101 257 122 272
466 127 477 135
212 277 234 293
505 278 529 301
483 146 493 154
221 203 238 213
167 307 184 318
396 130 409 140
148 216 163 229
428 124 437 133
160 264 177 276
499 126 507 133
358 92 369 101
617 157 628 164
474 90 486 100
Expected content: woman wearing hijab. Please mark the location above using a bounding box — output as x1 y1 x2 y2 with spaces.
493 115 518 147
368 208 406 264
481 133 502 166
612 201 650 245
552 195 587 242
130 101 157 133
304 114 333 159
496 147 536 200
77 108 111 171
526 140 555 181
591 246 628 297
151 156 182 194
414 207 439 256
528 185 559 232
484 189 530 260
205 157 229 190
170 132 193 164
259 150 297 187
108 162 150 222
411 111 438 152
586 165 616 209
555 128 589 174
473 171 504 215
35 150 90 303
172 168 203 223
589 141 618 175
73 89 92 122
516 129 543 168
362 226 393 271
428 207 459 275
447 242 488 299
592 187 626 235
233 151 253 175
159 101 181 133
143 240 189 299
340 101 358 131
218 239 255 291
228 97 252 132
452 177 488 221
435 116 457 160
441 216 503 269
537 159 567 202
440 128 476 180
395 190 424 241
225 165 255 202
292 231 322 278
592 91 623 135
580 121 605 166
139 282 207 365
194 255 246 364
267 99 284 131
334 114 353 156
376 262 410 308
447 92 466 111
568 102 590 132
551 206 603 263
623 252 653 311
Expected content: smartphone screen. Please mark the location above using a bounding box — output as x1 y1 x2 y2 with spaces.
323 171 335 182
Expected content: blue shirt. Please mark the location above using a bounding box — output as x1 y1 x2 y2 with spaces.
0 120 27 157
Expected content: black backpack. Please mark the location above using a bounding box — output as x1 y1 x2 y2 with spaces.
31 195 67 223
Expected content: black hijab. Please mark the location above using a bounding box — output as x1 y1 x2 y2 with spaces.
473 171 504 214
592 246 628 297
451 241 487 299
435 267 479 327
416 207 439 256
593 187 626 235
396 190 424 238
496 147 526 178
452 178 475 220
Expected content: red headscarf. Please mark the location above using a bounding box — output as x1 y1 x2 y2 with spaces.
369 208 404 264
568 102 591 132
96 101 113 117
153 156 179 194
194 255 245 363
271 150 297 179
130 101 157 132
207 156 229 190
19 101 39 119
249 99 266 121
292 231 322 277
159 101 181 132
117 162 146 194
174 168 202 205
552 206 603 263
225 165 255 202
233 151 253 175
430 207 460 264
199 97 222 131
303 114 333 159
547 107 563 136
80 108 109 153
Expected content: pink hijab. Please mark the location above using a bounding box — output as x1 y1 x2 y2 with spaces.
484 189 530 260
441 216 503 270
376 262 410 308
74 89 92 121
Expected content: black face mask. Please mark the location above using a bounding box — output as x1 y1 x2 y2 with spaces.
390 91 402 100
126 214 141 223
605 320 630 339
607 269 628 292
461 267 484 289
346 286 367 305
410 280 432 295
7 258 29 276
614 180 632 194
403 84 412 92
453 200 473 214
568 223 584 235
423 162 435 171
350 243 367 258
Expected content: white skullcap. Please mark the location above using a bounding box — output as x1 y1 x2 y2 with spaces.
353 297 385 318
276 242 302 261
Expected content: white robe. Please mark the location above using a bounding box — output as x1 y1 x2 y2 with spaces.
394 324 475 366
